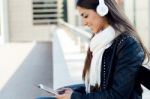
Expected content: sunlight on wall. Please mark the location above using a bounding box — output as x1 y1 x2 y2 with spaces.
0 42 36 91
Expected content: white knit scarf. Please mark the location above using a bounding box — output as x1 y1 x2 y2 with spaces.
85 25 116 93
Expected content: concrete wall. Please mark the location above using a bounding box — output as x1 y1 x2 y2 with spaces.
0 42 53 99
8 0 54 42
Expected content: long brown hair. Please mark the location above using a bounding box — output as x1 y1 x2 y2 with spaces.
76 0 150 80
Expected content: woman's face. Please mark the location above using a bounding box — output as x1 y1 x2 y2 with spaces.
77 6 109 34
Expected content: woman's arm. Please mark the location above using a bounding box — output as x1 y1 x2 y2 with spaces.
64 84 86 94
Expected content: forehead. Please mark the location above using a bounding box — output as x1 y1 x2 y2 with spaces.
77 6 91 14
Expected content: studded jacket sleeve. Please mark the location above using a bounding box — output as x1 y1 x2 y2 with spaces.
71 34 145 99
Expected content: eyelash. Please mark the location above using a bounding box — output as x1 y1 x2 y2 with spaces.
84 15 88 18
83 15 88 18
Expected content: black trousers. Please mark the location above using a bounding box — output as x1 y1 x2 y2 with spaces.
139 66 150 90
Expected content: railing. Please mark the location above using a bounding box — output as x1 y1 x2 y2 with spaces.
52 30 73 89
58 20 91 52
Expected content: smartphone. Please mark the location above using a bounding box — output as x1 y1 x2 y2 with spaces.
37 84 58 96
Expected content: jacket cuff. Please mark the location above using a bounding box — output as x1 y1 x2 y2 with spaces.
71 92 82 99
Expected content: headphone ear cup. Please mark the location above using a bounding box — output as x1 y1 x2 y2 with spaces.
96 1 109 16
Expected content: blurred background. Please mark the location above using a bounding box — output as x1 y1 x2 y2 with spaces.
0 0 150 99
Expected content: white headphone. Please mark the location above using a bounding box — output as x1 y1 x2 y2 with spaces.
96 0 109 16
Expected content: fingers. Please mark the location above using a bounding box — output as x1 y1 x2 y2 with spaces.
56 88 67 95
56 94 65 99
57 89 65 95
55 88 73 99
56 88 73 94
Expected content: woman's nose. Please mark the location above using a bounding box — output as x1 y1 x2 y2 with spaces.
83 21 88 26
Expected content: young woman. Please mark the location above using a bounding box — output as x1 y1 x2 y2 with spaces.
36 0 150 99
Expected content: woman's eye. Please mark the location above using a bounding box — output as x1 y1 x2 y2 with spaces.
84 15 88 18
83 15 88 18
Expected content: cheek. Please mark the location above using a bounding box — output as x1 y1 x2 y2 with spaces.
89 13 105 33
93 19 104 32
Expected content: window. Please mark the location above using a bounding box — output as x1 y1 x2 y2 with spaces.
32 0 63 25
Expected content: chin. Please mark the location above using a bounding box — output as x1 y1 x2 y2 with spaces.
91 29 95 33
92 30 98 34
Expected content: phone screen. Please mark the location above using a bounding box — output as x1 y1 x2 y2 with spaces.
37 84 58 96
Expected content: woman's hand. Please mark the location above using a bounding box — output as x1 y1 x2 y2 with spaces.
56 88 73 99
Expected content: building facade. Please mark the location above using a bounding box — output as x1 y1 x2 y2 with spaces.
0 0 63 43
124 0 150 50
0 0 150 49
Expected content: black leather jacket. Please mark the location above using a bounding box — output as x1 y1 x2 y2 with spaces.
71 33 145 99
